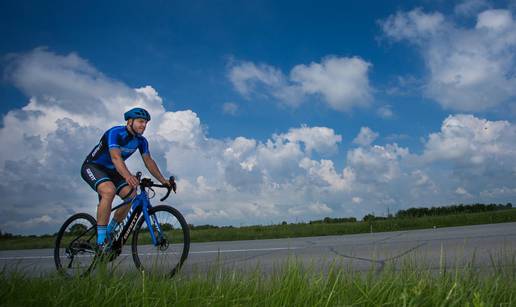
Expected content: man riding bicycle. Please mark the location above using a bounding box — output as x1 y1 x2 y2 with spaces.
80 107 175 251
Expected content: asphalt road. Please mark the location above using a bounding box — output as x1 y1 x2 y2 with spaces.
1 222 515 277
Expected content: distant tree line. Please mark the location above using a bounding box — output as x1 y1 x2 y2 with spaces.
309 217 357 224
0 229 58 239
0 229 15 238
188 224 235 230
395 203 512 218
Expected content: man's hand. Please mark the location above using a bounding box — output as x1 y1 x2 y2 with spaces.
161 176 177 193
125 174 139 188
170 178 177 193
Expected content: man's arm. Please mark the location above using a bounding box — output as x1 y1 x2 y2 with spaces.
109 148 139 188
142 154 168 185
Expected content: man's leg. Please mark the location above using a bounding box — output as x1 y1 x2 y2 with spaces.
113 185 136 222
96 181 116 245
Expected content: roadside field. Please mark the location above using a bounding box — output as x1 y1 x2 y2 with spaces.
2 208 516 250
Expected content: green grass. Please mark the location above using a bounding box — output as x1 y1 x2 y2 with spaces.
2 256 516 306
2 209 516 250
189 208 516 243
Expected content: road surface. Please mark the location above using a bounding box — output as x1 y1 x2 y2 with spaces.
1 222 515 277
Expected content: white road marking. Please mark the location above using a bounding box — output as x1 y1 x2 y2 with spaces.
191 246 302 254
0 246 302 260
0 255 55 260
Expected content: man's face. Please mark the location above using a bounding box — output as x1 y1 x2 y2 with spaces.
129 118 148 135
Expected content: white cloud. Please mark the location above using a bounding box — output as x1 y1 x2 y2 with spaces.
279 125 342 155
454 0 490 16
299 158 354 191
423 114 515 163
347 143 409 183
381 8 445 42
476 9 513 30
228 61 302 106
381 8 516 112
351 197 363 204
228 56 373 111
228 61 285 96
455 187 473 198
224 137 257 160
353 127 379 146
377 105 395 119
157 110 204 146
222 102 239 115
480 186 516 198
1 49 515 234
288 202 332 216
290 56 373 111
418 114 516 203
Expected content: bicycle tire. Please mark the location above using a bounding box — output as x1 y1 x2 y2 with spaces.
54 213 97 277
131 205 190 277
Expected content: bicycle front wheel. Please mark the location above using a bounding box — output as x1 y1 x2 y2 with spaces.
131 205 190 277
54 213 97 277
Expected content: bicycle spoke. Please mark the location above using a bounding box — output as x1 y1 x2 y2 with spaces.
132 205 190 277
54 213 97 277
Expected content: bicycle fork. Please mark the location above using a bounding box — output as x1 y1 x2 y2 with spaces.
142 207 166 247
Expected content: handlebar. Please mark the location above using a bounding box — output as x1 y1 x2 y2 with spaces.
136 172 176 202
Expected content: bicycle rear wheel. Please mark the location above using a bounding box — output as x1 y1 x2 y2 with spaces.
131 205 190 277
54 213 97 277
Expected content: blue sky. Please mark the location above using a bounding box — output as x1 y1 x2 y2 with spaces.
1 0 515 234
1 1 448 144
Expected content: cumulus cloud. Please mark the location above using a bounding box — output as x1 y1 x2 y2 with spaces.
381 7 516 112
347 143 409 183
423 114 515 163
353 127 379 146
279 125 342 155
418 114 516 203
299 158 354 192
228 56 373 111
290 57 373 111
1 48 515 234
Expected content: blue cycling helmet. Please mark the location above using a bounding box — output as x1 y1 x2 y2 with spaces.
124 107 151 121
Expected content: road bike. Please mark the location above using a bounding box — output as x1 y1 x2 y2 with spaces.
54 172 190 277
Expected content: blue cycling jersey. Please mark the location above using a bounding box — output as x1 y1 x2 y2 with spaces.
84 126 150 169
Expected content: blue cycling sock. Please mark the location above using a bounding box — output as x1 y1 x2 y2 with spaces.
107 219 119 236
97 225 108 245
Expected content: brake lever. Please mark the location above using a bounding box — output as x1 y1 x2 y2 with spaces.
159 176 176 202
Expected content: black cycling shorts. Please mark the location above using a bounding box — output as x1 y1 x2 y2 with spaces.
81 162 128 194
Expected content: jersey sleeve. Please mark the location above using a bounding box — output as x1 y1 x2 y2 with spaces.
139 137 150 156
107 128 121 149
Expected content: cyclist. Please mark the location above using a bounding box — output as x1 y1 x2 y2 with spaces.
80 107 175 251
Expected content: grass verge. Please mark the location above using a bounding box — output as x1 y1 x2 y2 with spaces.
1 256 516 306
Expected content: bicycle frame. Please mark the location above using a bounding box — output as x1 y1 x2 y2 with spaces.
110 187 164 248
